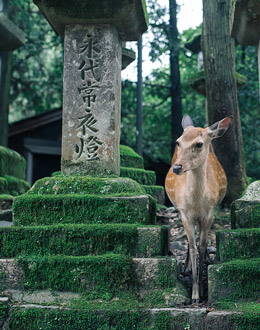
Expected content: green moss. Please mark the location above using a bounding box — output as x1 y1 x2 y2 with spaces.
216 228 260 261
120 145 144 169
0 224 165 257
30 175 144 196
13 194 156 226
17 254 135 295
142 185 165 204
120 167 156 185
209 258 260 302
0 146 26 180
0 175 29 196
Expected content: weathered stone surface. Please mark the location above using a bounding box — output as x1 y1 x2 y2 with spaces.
231 180 260 229
0 13 25 51
33 0 149 41
208 258 260 303
216 228 260 261
61 24 121 176
142 185 165 205
0 259 24 289
135 227 168 257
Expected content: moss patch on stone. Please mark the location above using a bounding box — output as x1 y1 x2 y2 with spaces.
0 175 30 196
120 167 156 185
141 185 165 204
216 228 260 261
0 194 13 210
208 258 260 303
120 145 144 169
31 175 144 196
13 194 156 226
0 146 26 180
0 224 167 258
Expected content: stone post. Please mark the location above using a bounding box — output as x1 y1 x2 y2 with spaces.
33 0 148 177
62 25 121 176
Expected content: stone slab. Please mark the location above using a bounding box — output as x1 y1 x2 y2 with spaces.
216 228 260 261
208 258 260 303
0 13 25 51
231 180 260 229
33 0 149 40
13 194 156 225
61 24 121 176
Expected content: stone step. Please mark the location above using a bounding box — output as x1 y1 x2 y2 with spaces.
3 303 259 330
13 194 156 226
142 185 165 205
0 256 185 296
120 167 156 185
0 146 27 180
0 224 168 258
216 228 260 262
208 258 260 304
0 175 30 196
120 145 144 169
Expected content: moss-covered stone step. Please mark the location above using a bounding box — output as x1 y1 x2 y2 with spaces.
216 228 260 262
13 194 156 226
5 304 260 330
142 185 165 205
120 167 156 185
0 146 27 180
208 258 260 303
0 256 181 294
231 180 260 229
0 224 168 258
120 145 144 169
0 175 30 196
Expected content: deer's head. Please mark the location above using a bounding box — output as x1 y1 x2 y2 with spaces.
172 115 233 175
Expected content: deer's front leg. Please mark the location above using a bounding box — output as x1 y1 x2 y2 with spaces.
199 215 213 301
181 216 199 303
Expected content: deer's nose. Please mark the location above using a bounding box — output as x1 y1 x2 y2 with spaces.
172 164 182 174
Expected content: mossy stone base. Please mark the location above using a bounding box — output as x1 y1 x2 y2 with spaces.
0 224 168 258
13 194 156 226
120 167 156 185
208 258 260 303
120 145 144 168
216 228 260 262
6 304 259 329
0 256 181 294
142 185 165 205
0 175 30 196
0 146 26 180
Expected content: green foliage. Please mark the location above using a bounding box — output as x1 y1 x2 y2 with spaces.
8 0 63 122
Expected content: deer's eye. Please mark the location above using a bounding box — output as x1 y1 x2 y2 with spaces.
196 142 203 148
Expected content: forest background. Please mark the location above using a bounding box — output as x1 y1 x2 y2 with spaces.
7 0 260 183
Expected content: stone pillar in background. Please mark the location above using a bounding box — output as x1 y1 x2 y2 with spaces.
33 0 148 177
0 0 25 146
62 25 121 176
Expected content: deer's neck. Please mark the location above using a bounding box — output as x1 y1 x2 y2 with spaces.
187 162 207 197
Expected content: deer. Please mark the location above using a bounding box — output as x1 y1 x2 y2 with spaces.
165 115 233 303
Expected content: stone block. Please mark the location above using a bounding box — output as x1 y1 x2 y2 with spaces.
142 185 165 205
120 145 144 169
0 146 27 180
216 228 260 261
33 0 149 40
13 194 156 226
0 224 167 258
208 258 260 303
121 167 156 185
231 181 260 229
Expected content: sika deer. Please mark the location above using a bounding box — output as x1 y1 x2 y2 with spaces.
165 115 233 303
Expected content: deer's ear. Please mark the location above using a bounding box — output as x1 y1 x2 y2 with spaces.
208 116 233 139
182 115 194 130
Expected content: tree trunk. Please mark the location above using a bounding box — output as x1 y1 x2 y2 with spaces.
169 0 182 155
202 0 247 204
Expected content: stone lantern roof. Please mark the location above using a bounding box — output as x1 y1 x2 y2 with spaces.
33 0 149 41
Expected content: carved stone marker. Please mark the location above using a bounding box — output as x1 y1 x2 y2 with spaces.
62 25 121 176
33 0 148 176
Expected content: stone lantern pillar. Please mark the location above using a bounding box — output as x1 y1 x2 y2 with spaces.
33 0 148 177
